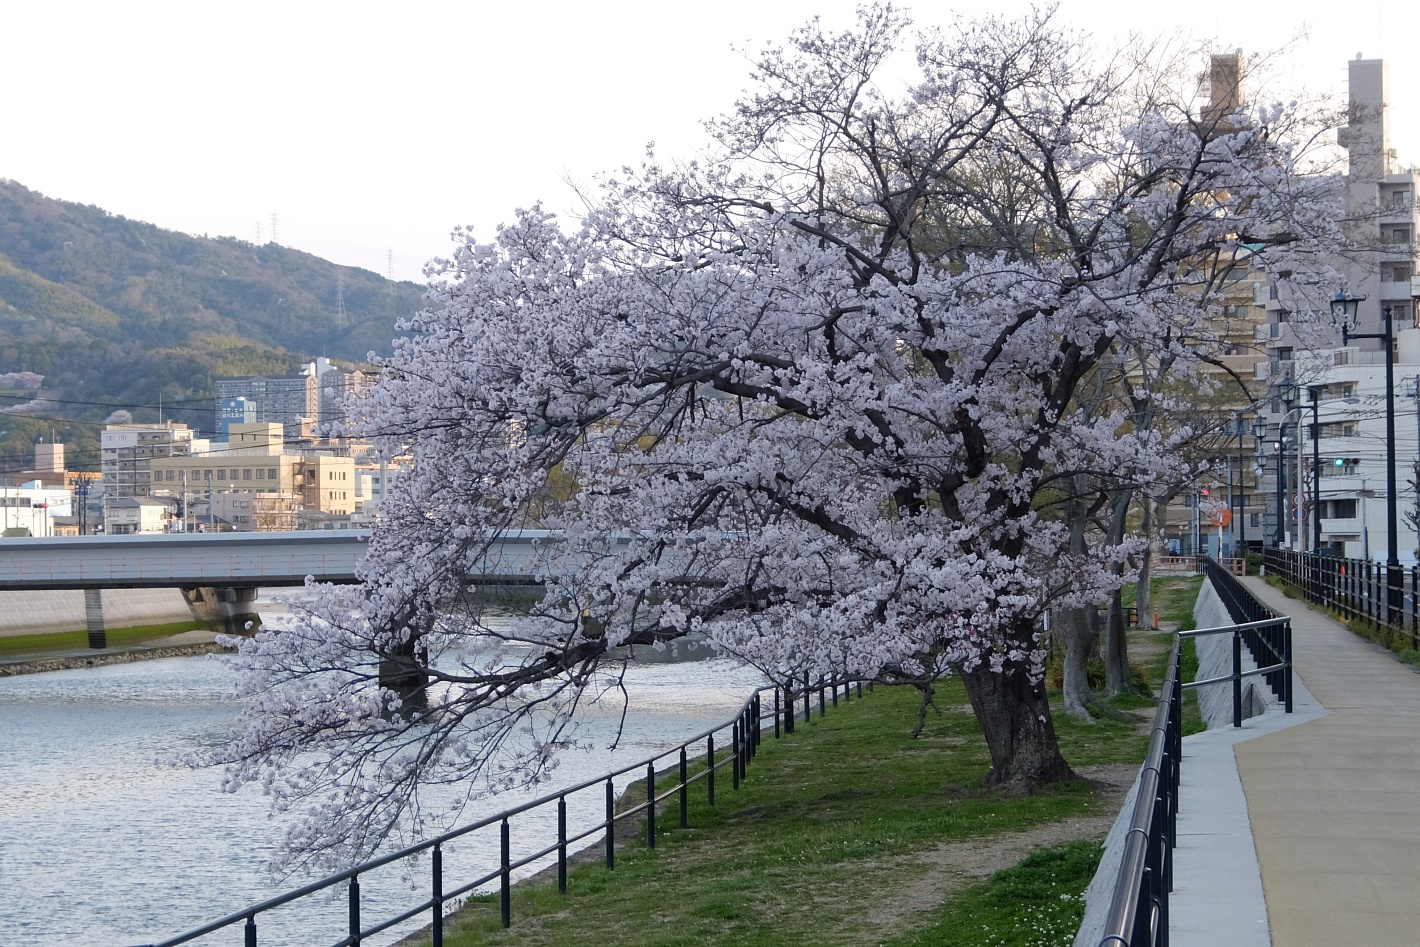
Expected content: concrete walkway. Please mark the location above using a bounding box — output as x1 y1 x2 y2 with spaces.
1171 577 1420 947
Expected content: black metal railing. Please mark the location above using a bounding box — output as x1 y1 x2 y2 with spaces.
1094 639 1182 947
1093 559 1293 946
1265 548 1418 650
126 673 864 947
1198 557 1294 717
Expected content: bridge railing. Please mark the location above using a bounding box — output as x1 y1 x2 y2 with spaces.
126 673 862 947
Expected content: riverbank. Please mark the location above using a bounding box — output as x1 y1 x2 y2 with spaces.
0 629 229 676
416 679 1145 947
397 582 1200 947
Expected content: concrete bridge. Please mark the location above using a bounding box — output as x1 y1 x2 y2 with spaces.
0 530 558 640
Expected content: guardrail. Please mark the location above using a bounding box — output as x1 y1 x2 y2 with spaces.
126 673 862 947
1094 639 1181 947
1265 548 1418 650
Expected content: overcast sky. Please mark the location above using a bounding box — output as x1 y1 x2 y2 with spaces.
2 0 1416 284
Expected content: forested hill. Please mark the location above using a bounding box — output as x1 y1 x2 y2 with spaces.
0 179 428 473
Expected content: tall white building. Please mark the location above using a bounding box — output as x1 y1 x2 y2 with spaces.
1262 57 1420 563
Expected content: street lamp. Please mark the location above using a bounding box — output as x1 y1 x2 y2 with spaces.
1332 290 1401 626
1251 417 1267 552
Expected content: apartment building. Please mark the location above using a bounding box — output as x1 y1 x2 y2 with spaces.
1254 57 1420 561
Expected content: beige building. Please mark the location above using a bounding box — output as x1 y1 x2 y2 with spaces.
148 423 355 529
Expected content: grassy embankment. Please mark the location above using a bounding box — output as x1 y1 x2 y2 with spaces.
0 620 209 658
422 577 1202 947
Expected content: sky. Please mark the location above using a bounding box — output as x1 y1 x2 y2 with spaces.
2 0 1417 284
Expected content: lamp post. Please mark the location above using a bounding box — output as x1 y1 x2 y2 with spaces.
1308 388 1322 554
1276 384 1297 549
1332 290 1401 627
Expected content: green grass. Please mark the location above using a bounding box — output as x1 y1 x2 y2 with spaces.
884 840 1102 947
425 677 1156 947
0 620 209 658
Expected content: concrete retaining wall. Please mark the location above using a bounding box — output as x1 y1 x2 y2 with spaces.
0 588 200 637
1192 580 1273 729
1075 576 1273 945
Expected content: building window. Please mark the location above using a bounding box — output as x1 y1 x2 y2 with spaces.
1324 499 1358 519
243 469 252 480
268 469 278 480
256 469 265 480
217 469 227 480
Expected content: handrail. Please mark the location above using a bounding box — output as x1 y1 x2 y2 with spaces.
1091 559 1294 945
1200 557 1293 715
126 671 862 947
1095 639 1182 947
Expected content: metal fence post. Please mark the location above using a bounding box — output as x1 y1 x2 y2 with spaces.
732 723 741 791
432 843 444 947
646 762 656 848
244 915 256 947
679 747 688 828
1232 629 1242 728
500 818 511 928
349 875 361 946
707 734 715 806
557 797 567 893
605 778 615 869
774 687 782 738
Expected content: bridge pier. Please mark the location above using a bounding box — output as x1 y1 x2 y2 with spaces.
183 587 262 636
84 588 106 649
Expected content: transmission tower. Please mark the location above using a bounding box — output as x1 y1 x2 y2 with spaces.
255 222 263 244
387 249 394 280
270 212 279 245
335 273 346 327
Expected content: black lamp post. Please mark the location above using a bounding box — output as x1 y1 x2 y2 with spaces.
1332 290 1401 626
1277 384 1297 549
1308 387 1322 554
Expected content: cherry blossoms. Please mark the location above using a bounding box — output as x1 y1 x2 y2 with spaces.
211 7 1339 868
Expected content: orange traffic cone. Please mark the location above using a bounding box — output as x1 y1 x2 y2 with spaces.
1153 605 1160 631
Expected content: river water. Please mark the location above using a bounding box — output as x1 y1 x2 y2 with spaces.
0 612 766 947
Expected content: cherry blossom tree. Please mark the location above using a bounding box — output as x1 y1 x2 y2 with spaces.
211 7 1339 869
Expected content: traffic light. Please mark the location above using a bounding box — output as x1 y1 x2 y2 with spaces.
1333 457 1361 467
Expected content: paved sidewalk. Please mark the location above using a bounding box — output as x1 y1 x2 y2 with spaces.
1172 578 1420 947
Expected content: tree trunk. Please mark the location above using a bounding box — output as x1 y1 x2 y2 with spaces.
1136 498 1154 628
1061 606 1098 721
1060 470 1097 720
1104 489 1140 698
1104 586 1137 697
961 631 1076 791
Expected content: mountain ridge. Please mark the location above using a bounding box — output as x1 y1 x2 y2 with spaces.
0 179 427 473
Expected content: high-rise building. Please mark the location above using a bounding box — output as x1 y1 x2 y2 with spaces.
1257 57 1420 561
214 375 317 433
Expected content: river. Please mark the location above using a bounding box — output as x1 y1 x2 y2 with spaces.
0 607 767 947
